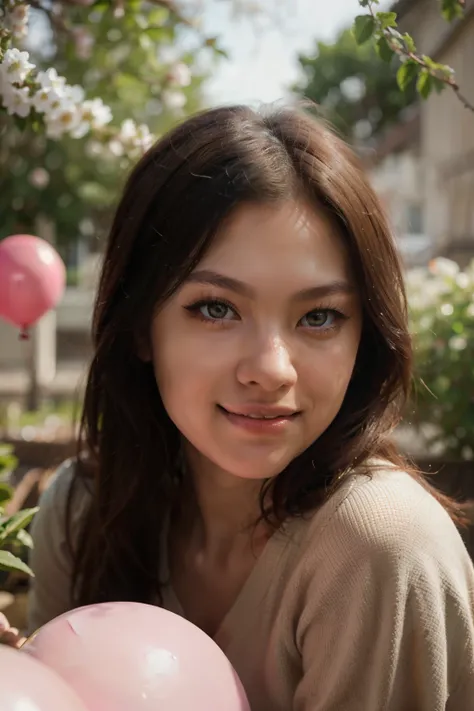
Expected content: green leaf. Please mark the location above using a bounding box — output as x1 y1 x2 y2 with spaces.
438 63 455 81
0 443 18 479
376 11 397 29
397 61 419 92
16 528 33 549
0 507 39 543
422 55 439 70
0 550 34 576
353 15 376 45
0 444 15 458
139 33 153 50
0 483 13 505
376 36 395 62
403 33 416 53
432 77 447 94
417 69 433 99
148 8 169 25
441 0 464 22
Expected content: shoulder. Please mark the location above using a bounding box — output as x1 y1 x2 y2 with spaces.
31 458 93 542
285 467 474 707
294 464 473 583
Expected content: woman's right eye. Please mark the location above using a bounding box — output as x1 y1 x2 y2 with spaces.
185 299 239 323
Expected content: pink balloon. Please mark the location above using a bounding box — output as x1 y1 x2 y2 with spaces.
22 601 250 711
0 645 89 711
0 234 66 330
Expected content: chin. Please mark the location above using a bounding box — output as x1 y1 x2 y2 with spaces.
216 451 296 482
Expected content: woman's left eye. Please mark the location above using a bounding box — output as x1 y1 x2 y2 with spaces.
299 309 341 329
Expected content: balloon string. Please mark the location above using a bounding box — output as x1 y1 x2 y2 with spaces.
19 327 30 341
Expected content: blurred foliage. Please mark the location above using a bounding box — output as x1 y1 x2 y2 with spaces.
407 258 474 461
0 443 37 577
293 28 416 143
0 1 225 255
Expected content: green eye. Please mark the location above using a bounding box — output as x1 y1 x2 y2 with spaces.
300 310 335 328
201 301 234 320
185 299 238 322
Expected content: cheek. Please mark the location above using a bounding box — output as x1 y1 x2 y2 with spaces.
151 315 220 417
303 335 359 402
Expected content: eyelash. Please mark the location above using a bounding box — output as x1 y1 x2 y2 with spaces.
183 298 348 332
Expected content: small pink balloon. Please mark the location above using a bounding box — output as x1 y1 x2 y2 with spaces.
0 234 66 333
0 645 89 711
22 601 251 711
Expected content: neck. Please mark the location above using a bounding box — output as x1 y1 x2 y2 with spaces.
178 442 267 554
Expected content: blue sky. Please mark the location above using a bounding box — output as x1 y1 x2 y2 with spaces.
201 0 367 105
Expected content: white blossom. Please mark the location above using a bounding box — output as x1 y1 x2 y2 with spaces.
162 89 186 111
85 140 106 158
449 335 467 351
440 303 454 316
4 3 30 40
44 100 83 139
28 167 50 189
1 85 31 117
109 119 154 157
455 272 471 289
63 84 86 103
429 257 459 278
108 138 125 157
36 68 66 92
0 23 154 156
168 62 192 87
0 48 35 84
31 85 63 113
81 97 113 129
134 123 154 151
69 120 91 139
119 118 139 141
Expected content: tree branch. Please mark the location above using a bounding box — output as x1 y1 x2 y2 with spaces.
363 0 474 114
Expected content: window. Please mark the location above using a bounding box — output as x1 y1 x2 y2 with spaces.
406 203 423 234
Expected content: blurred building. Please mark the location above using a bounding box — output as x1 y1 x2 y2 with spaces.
368 110 433 267
393 0 474 266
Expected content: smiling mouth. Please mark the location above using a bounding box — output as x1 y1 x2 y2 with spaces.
217 405 300 420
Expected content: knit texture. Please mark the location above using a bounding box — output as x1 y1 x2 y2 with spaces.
28 461 474 710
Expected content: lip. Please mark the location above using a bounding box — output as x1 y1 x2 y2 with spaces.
221 404 299 418
218 404 300 434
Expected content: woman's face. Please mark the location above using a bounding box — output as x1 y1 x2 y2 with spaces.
151 201 362 481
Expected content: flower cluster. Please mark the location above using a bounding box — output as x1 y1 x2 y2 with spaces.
407 258 474 459
0 3 191 157
2 0 29 40
1 51 114 138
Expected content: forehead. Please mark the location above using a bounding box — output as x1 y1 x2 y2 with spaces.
198 201 353 284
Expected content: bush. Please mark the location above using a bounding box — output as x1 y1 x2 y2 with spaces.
407 258 474 460
0 444 37 578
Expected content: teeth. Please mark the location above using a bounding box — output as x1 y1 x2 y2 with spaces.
245 414 281 419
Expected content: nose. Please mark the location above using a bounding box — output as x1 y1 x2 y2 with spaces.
236 333 297 392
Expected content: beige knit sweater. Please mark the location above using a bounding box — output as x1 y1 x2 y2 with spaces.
28 461 474 711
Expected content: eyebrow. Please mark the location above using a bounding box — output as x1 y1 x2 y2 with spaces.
184 269 356 301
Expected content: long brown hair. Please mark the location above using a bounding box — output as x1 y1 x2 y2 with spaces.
69 104 463 607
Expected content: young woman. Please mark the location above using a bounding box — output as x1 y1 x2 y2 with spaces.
7 105 474 709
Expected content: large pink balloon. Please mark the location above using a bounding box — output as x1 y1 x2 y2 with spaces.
0 234 66 330
22 601 250 711
0 645 89 711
